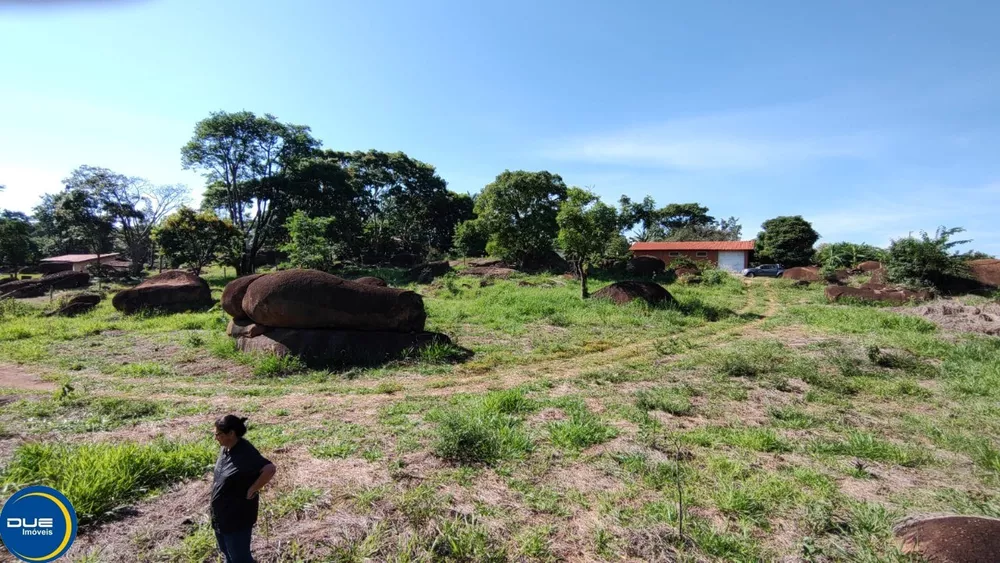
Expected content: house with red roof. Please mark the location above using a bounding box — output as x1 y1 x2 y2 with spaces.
629 241 755 272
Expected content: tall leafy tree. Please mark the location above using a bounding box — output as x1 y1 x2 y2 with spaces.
327 150 463 258
0 212 38 275
619 195 664 241
182 111 320 274
756 215 819 266
32 189 114 257
662 216 742 241
557 188 620 298
475 170 568 266
64 165 186 274
153 207 241 275
452 219 489 259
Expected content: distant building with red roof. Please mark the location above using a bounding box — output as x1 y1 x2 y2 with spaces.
629 241 754 271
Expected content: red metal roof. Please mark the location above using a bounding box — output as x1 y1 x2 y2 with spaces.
629 241 755 251
41 253 120 263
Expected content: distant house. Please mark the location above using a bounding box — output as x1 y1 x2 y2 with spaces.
629 241 755 272
40 253 121 273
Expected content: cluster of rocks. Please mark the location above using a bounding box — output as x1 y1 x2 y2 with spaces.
112 270 213 314
222 269 451 366
0 271 91 299
825 285 932 305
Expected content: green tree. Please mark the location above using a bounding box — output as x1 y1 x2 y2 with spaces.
279 211 337 271
0 213 38 275
153 207 241 274
756 215 819 267
32 189 114 257
475 170 567 266
453 219 488 259
557 188 620 298
182 110 320 274
619 195 664 241
327 150 465 258
886 227 973 289
64 165 186 274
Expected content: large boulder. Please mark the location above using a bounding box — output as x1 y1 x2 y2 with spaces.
221 274 264 320
241 269 426 332
627 256 666 278
45 294 102 317
895 515 1000 562
353 276 388 287
825 285 932 305
968 259 1000 289
236 328 451 367
593 281 675 306
408 261 452 283
0 271 90 299
857 261 884 272
781 267 822 282
112 270 213 314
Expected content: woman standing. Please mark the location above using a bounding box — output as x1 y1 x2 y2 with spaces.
211 415 277 563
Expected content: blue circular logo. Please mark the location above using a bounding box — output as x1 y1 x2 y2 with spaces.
0 486 77 562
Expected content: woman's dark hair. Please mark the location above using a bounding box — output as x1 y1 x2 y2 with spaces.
215 414 248 438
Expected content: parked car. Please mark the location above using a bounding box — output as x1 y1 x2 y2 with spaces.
742 264 784 278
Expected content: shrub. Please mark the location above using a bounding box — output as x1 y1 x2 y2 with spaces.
700 267 729 286
1 440 215 522
885 226 973 289
814 242 886 270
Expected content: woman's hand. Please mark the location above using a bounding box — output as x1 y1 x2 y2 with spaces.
246 488 258 500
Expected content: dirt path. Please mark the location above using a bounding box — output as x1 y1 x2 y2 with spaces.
0 364 56 392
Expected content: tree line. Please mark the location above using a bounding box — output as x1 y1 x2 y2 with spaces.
0 110 992 294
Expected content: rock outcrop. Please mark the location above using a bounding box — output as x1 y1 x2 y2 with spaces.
112 270 213 314
240 270 426 332
221 269 452 368
592 281 675 306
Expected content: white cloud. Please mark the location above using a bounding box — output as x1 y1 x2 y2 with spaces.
540 104 883 170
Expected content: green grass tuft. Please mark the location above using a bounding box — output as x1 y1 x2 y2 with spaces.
1 440 215 523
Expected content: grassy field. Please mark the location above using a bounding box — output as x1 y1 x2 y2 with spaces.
1 267 998 562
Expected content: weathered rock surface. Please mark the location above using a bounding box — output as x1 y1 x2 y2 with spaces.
221 274 264 320
592 281 675 306
236 328 450 366
45 294 102 317
226 318 270 338
895 514 1000 563
112 270 213 314
460 267 519 279
241 269 426 332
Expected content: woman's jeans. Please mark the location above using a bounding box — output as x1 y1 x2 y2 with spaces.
213 526 254 563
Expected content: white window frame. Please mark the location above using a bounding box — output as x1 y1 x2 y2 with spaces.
695 251 708 257
667 251 681 257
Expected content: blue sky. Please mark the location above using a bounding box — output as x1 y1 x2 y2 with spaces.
2 0 999 252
